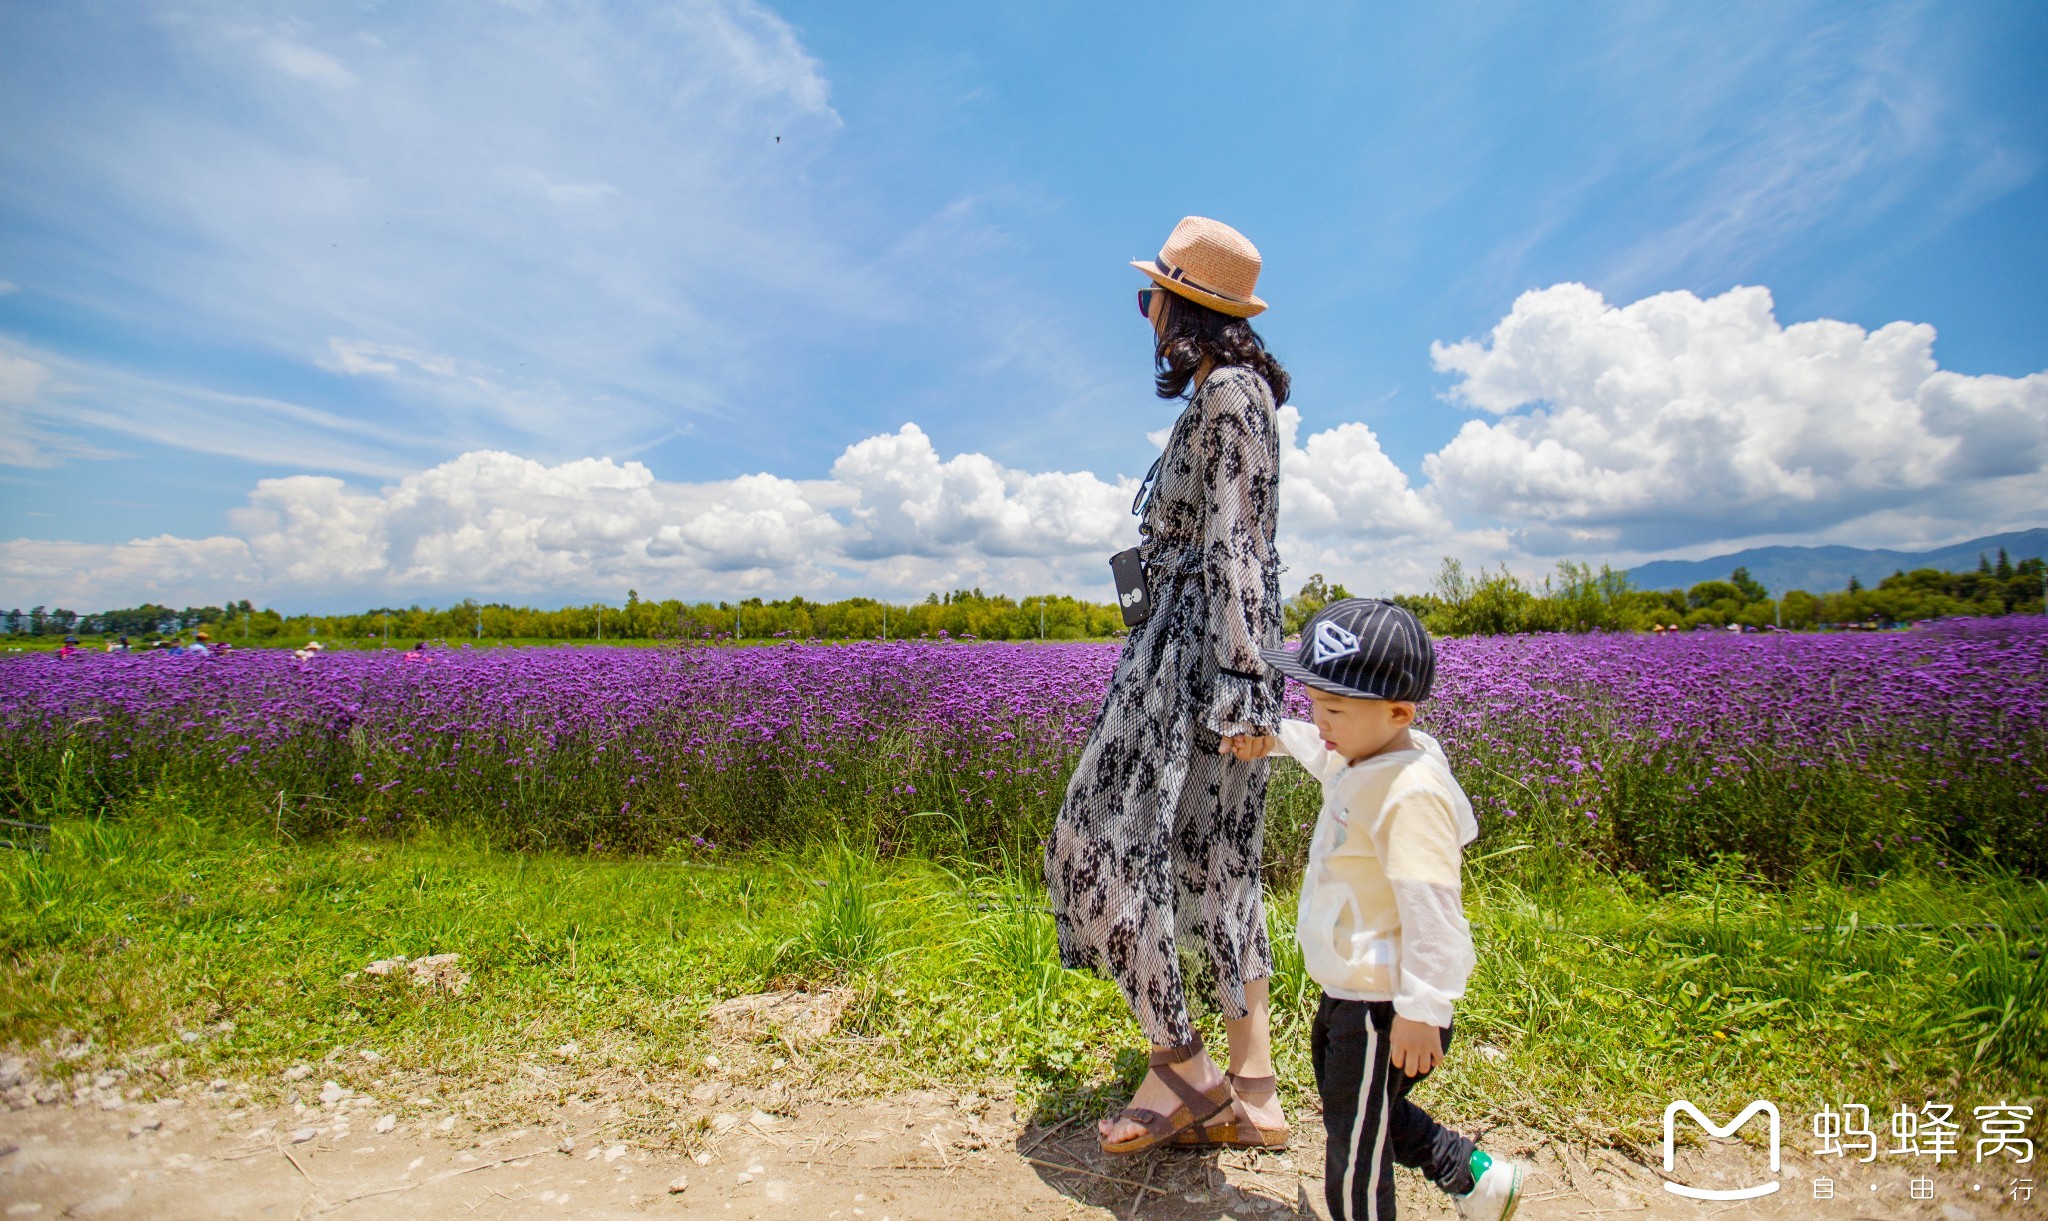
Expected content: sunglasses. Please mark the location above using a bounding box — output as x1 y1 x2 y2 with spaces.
1137 286 1169 319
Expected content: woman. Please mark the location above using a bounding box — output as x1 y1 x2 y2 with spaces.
1046 216 1289 1154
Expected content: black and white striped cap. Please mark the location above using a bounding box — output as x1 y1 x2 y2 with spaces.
1260 598 1435 702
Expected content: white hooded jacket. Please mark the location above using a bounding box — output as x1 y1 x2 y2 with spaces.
1277 720 1479 1028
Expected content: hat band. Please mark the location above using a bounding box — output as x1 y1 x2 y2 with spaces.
1158 259 1249 305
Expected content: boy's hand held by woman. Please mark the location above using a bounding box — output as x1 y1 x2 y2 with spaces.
1219 733 1276 760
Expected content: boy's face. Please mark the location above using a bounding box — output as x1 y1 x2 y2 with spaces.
1307 687 1417 763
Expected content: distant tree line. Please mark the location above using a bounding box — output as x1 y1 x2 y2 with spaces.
8 550 2043 646
2 589 1125 644
1276 548 2046 638
314 588 1127 643
1 601 253 638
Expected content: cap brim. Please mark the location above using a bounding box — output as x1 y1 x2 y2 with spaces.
1131 260 1266 318
1258 647 1393 701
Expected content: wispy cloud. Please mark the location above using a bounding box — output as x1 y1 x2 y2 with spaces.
2 336 419 477
0 0 858 466
248 29 359 90
1456 4 2032 302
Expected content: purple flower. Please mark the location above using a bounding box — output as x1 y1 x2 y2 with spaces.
1 618 2038 871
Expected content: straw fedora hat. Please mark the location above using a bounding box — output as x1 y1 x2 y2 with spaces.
1131 216 1267 318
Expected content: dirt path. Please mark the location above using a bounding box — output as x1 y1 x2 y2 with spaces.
3 1081 2032 1219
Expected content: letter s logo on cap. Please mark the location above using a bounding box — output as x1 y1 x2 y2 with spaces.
1310 621 1359 666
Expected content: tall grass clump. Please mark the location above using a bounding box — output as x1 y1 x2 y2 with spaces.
773 845 905 980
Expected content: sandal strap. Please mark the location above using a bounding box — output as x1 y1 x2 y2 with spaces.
1102 1037 1235 1153
1111 1107 1176 1139
1226 1094 1256 1129
1227 1072 1277 1092
1147 1035 1203 1069
1157 1068 1220 1118
1147 1039 1227 1118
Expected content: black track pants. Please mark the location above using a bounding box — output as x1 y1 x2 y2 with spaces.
1311 994 1477 1221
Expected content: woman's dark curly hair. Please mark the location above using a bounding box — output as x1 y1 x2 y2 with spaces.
1153 291 1290 405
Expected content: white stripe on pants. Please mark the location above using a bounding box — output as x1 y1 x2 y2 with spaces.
1338 1020 1394 1220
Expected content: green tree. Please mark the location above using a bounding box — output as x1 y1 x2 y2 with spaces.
1283 573 1352 636
1780 589 1820 629
1729 566 1769 605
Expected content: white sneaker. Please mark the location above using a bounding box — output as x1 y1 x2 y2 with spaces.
1455 1153 1526 1221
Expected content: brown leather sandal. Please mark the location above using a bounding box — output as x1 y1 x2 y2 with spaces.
1173 1071 1291 1149
1097 1037 1235 1156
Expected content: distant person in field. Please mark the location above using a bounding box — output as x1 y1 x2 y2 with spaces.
59 634 80 659
1045 216 1291 1155
1227 600 1526 1221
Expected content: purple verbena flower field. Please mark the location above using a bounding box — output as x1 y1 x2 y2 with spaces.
5 619 2044 881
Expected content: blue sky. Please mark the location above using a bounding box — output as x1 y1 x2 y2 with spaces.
3 1 2045 610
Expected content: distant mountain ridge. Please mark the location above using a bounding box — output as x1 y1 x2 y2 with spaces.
1624 528 2048 596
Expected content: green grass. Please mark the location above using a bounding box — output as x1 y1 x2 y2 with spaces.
2 791 2042 1152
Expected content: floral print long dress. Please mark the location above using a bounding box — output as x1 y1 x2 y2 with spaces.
1046 365 1285 1047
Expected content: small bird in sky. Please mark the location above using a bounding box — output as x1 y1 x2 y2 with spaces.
775 135 781 143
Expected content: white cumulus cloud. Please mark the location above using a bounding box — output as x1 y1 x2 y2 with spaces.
0 536 260 609
1274 405 1446 543
9 282 2045 609
2 426 1139 607
831 423 1132 560
2 407 1479 608
1424 283 2048 552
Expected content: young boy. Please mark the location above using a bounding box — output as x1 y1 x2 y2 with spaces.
1225 598 1524 1221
